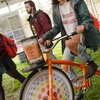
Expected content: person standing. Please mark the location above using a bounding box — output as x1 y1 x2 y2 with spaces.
0 34 25 100
24 1 77 86
23 0 57 72
23 1 79 92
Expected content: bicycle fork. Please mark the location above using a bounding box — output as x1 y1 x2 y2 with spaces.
47 56 58 100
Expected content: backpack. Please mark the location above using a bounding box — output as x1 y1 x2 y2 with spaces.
90 13 99 30
1 34 17 58
34 9 51 25
29 9 52 35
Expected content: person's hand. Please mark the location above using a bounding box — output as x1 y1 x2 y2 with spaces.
76 25 84 34
38 38 44 44
44 40 51 46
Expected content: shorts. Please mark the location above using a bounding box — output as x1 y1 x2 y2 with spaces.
0 54 16 74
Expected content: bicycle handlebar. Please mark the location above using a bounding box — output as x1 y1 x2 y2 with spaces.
43 31 77 52
53 31 77 41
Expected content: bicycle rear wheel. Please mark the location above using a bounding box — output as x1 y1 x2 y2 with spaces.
19 66 74 100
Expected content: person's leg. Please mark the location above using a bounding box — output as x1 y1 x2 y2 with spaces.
0 74 5 100
75 88 84 100
1 54 25 83
6 68 25 83
61 47 77 81
66 34 98 79
65 34 80 55
65 34 91 61
77 35 98 78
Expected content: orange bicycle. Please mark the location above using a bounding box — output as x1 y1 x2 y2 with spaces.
18 32 99 100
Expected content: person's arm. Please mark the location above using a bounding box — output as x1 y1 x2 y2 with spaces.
37 12 59 46
77 1 94 31
41 8 61 41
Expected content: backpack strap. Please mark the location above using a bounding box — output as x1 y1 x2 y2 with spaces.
28 10 43 36
28 16 36 36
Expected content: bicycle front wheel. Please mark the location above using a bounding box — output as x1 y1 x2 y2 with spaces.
19 66 74 100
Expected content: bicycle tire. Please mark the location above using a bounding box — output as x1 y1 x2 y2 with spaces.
19 66 74 100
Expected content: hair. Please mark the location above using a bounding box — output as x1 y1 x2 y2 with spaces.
52 0 59 5
24 0 36 11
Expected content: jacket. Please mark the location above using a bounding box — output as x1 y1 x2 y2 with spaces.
42 0 100 52
27 10 52 39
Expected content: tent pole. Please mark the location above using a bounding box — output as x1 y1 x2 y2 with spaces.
4 0 11 11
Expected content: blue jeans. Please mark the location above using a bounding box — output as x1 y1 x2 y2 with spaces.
77 34 92 62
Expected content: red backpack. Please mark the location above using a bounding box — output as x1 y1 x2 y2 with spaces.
1 34 17 58
90 13 99 30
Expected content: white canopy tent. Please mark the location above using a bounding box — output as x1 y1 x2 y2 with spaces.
0 0 99 18
0 0 24 9
0 0 27 49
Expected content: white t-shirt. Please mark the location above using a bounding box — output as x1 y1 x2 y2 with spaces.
59 1 78 35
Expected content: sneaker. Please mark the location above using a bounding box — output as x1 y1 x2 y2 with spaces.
75 89 84 100
85 60 98 79
22 60 46 72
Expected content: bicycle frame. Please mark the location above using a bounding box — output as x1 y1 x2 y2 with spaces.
44 47 100 100
21 31 100 100
44 51 84 100
20 32 100 100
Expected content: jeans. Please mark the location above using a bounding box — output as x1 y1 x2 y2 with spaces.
77 34 92 62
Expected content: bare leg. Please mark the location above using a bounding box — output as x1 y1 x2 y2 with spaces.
65 34 80 55
61 47 77 80
61 47 75 73
61 64 69 73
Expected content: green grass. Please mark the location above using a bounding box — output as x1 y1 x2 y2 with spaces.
3 42 100 100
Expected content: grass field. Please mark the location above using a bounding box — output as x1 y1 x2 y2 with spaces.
3 42 100 100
